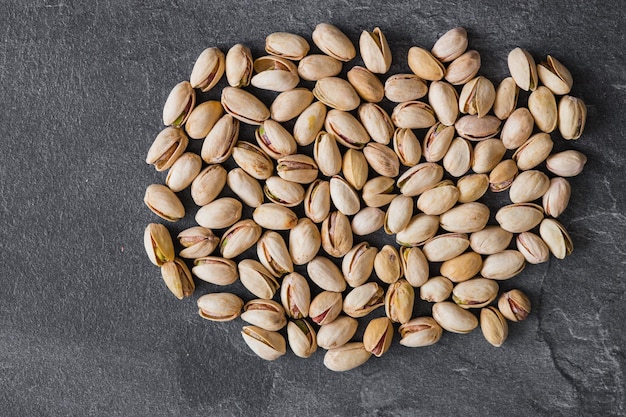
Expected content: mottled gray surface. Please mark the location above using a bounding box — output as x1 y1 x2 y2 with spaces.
1 0 625 416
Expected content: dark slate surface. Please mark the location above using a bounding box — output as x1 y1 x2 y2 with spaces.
1 0 625 416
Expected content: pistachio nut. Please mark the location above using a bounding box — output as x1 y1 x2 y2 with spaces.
512 132 554 171
144 223 175 266
192 257 238 285
421 233 469 262
423 123 455 162
197 293 244 322
393 127 422 166
255 119 297 160
558 95 587 140
469 226 513 255
257 231 294 277
325 109 370 149
445 50 481 85
452 278 497 310
330 175 361 216
277 154 319 184
489 159 519 194
542 177 571 218
428 80 459 126
304 179 331 223
313 77 361 111
270 88 314 122
250 55 299 92
358 103 394 144
265 31 310 60
529 86 558 133
495 203 544 233
342 149 369 191
189 47 225 92
440 251 483 283
162 81 195 127
399 317 443 347
363 142 400 178
225 43 253 87
509 170 550 203
289 218 321 265
431 27 468 62
177 226 219 259
481 250 526 280
480 306 509 347
342 242 378 288
298 54 343 81
516 231 550 264
219 219 262 259
238 259 280 299
440 202 490 233
362 176 397 207
185 100 223 140
311 23 356 62
385 279 415 324
317 316 358 350
493 77 519 120
321 211 353 258
241 299 287 332
324 342 371 372
442 137 472 178
221 86 270 125
314 132 342 178
407 46 445 81
146 127 189 171
307 256 347 292
384 74 428 103
546 150 587 177
253 203 298 230
351 207 385 236
396 214 440 247
293 101 327 146
472 138 506 173
343 282 385 318
195 197 242 229
227 168 264 208
419 276 454 303
397 162 444 197
539 218 573 259
458 76 495 118
241 325 286 361
280 272 311 319
507 47 538 91
498 289 531 322
432 301 479 334
384 195 413 234
144 184 185 222
309 291 343 325
454 114 501 141
500 107 534 150
363 317 394 357
374 245 403 284
457 173 489 203
287 319 318 358
537 55 573 95
231 141 274 180
400 246 429 287
391 101 436 129
347 66 385 103
359 27 392 73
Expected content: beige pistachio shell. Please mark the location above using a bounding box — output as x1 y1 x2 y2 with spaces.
289 218 321 265
144 184 185 222
469 226 513 255
529 86 558 133
416 180 460 216
160 258 194 300
265 31 310 60
440 251 483 283
241 299 287 332
146 127 189 171
363 317 394 357
343 282 385 318
312 23 356 62
407 46 445 81
507 47 538 91
429 80 459 126
325 109 370 149
342 149 369 190
458 76 495 118
253 203 298 230
419 276 454 303
445 50 480 85
397 162 444 197
558 95 587 140
317 316 358 350
542 177 571 218
374 245 403 284
200 114 239 165
512 132 554 171
546 150 587 177
165 152 202 192
255 120 297 160
162 81 195 127
241 326 286 361
192 257 238 285
396 214 440 247
489 159 518 192
480 306 509 347
481 250 526 280
309 291 343 325
509 170 550 203
342 242 377 288
144 223 174 266
501 108 534 150
197 293 243 322
393 127 422 166
539 218 573 259
185 100 224 140
359 27 392 74
399 317 443 347
423 123 455 162
280 272 311 319
238 259 280 299
221 86 270 125
324 342 371 372
330 175 361 216
384 195 413 235
432 301 479 334
231 141 274 180
225 43 253 87
452 278 499 309
314 77 360 111
270 88 314 122
517 231 550 264
457 173 489 203
190 47 225 92
287 319 318 358
362 176 397 207
227 168 264 208
250 55 299 92
304 179 331 223
472 138 506 173
431 27 468 62
400 246 429 288
496 203 544 233
454 115 501 141
443 137 473 178
384 74 428 103
385 279 414 324
391 101 436 129
294 101 327 146
219 219 262 259
364 142 400 177
307 256 347 292
195 197 242 229
277 154 319 184
493 77 519 120
314 131 342 177
351 207 385 236
422 233 469 262
190 164 227 206
537 55 573 95
358 103 394 144
321 211 353 258
498 289 531 322
347 66 385 103
440 202 489 233
298 54 342 81
257 231 294 277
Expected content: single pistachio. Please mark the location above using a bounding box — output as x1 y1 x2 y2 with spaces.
363 142 400 178
529 86 558 133
312 23 356 62
458 76 496 118
343 282 385 318
192 257 238 285
397 162 444 197
443 137 473 178
241 299 287 332
324 342 371 372
307 256 347 292
351 207 385 236
500 108 534 150
496 203 544 233
489 159 519 192
472 138 506 173
287 319 318 358
144 223 174 266
358 103 394 144
190 164 227 206
396 214 440 247
363 317 394 357
313 77 360 111
452 278 499 309
493 77 519 120
219 219 262 259
546 150 587 177
384 73 428 103
227 168 264 208
177 226 219 259
432 27 468 62
428 80 459 126
250 55 299 92
221 86 270 125
440 202 490 233
317 316 358 350
255 119 297 160
253 203 298 230
391 101 436 129
507 47 538 91
238 259 280 299
440 251 483 283
456 173 489 203
185 100 224 140
347 66 385 103
330 175 361 216
231 141 274 180
512 132 554 171
314 132 342 177
537 55 573 95
280 272 311 319
309 291 343 325
241 325 286 361
195 197 242 229
197 293 243 322
257 231 294 277
454 114 501 141
298 54 343 81
190 47 225 92
422 232 469 262
469 226 513 255
480 306 509 347
539 218 574 259
321 211 353 258
509 170 550 203
265 31 310 60
393 127 422 166
432 301 479 334
359 27 392 74
384 195 413 234
516 231 550 264
374 245 403 284
498 289 531 322
146 127 189 171
325 109 370 149
399 317 443 347
342 149 369 190
289 218 321 265
445 50 481 85
558 95 587 140
543 177 571 218
162 81 195 127
270 88 314 122
225 43 253 87
423 123 455 162
342 242 378 288
294 101 327 146
385 279 415 324
304 179 331 223
144 184 185 222
277 154 319 184
407 46 445 81
420 276 454 303
481 250 527 280
400 246 429 288
362 176 397 207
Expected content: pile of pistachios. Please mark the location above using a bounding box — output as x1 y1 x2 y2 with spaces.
143 24 587 371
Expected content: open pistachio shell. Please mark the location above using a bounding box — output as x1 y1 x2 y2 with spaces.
537 55 573 95
363 317 394 357
431 27 468 62
359 27 392 74
432 301 478 334
144 184 185 222
317 316 358 350
265 31 310 60
312 23 356 62
144 223 174 266
221 86 270 125
399 317 443 347
324 342 371 372
192 257 238 286
314 77 361 111
481 250 526 280
162 81 195 127
452 278 499 309
225 43 253 87
480 306 508 347
287 319 318 358
198 293 243 322
241 326 286 361
507 47 538 91
385 74 428 103
146 127 189 171
190 47 225 92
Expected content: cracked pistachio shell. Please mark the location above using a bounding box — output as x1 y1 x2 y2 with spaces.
251 55 299 92
238 259 280 300
429 81 459 126
359 103 394 144
221 86 270 125
364 142 400 177
197 293 243 322
192 256 238 285
185 100 223 140
493 77 519 120
542 177 571 218
508 47 538 91
559 95 587 140
190 164 227 206
431 27 468 62
277 154 319 184
219 219 262 259
501 108 534 150
362 176 397 207
391 101 436 129
496 203 544 233
321 211 353 258
304 179 330 223
399 317 443 347
307 256 347 292
162 81 195 127
192 174 233 215
253 203 298 230
287 319 318 358
258 231 293 277
385 279 415 324
512 132 554 171
509 170 550 203
309 291 343 325
481 250 526 280
455 115 501 141
255 120 297 160
314 131 342 177
270 88 314 122
351 207 385 236
342 149 369 191
384 195 413 235
294 101 327 146
420 276 454 303
146 127 189 171
265 32 310 60
443 137 473 177
177 226 219 259
280 272 311 319
312 23 356 62
231 141 274 180
396 214 440 247
489 159 518 192
480 306 509 347
360 27 392 74
342 242 378 288
440 251 483 283
317 316 358 350
440 202 490 233
190 47 225 92
374 245 403 284
423 123 455 163
422 232 469 262
432 301 478 334
241 299 287 332
241 326 286 361
225 43 253 87
324 342 371 372
330 175 360 216
472 139 506 173
458 76 495 118
517 232 550 264
298 54 342 81
537 55 573 95
227 168 264 208
144 184 185 222
144 223 174 266
325 109 370 149
393 128 421 167
347 66 385 103
397 162 444 197
400 246 429 287
343 282 385 318
539 218 573 259
546 150 587 177
445 50 480 85
200 115 239 164
289 218 321 265
314 77 360 111
408 46 445 81
385 73 428 103
457 173 489 203
470 226 513 255
498 289 531 322
364 317 394 357
452 278 499 309
529 86 558 133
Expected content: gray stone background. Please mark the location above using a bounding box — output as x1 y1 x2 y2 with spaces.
1 0 624 416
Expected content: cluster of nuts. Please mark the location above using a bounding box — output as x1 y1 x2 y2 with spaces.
143 24 587 371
